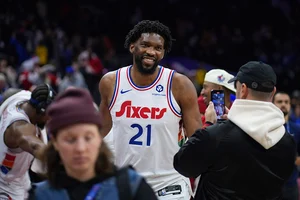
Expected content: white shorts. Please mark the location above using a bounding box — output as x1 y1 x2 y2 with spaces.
156 179 191 200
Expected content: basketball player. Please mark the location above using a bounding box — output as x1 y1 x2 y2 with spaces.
99 20 202 199
0 84 55 199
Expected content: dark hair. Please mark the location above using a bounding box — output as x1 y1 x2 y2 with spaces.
41 134 114 188
124 20 173 53
272 91 291 103
29 84 56 114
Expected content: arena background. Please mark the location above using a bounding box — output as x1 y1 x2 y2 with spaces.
0 0 299 114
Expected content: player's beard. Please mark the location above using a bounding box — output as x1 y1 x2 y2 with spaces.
134 54 158 75
281 107 289 116
282 111 289 116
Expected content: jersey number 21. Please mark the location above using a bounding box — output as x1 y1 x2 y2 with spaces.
129 123 152 146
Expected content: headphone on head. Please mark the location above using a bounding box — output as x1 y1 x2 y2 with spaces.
30 84 55 114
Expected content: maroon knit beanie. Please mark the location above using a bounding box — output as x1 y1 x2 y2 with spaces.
46 87 101 136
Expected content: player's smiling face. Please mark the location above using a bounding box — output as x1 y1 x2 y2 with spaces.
130 33 165 75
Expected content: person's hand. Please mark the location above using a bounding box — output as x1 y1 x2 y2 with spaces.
205 101 217 124
221 106 229 120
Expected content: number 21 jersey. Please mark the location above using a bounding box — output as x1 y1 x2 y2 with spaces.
109 65 188 191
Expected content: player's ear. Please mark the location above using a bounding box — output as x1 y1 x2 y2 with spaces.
129 44 135 53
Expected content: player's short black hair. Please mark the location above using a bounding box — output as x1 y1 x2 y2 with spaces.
30 84 50 105
29 84 56 113
124 20 173 53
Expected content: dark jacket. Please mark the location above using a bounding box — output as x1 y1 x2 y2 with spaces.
174 118 296 200
28 167 157 200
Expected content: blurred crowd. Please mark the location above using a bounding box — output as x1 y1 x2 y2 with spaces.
0 0 300 122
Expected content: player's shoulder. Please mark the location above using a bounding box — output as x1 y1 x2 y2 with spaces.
101 70 117 81
172 71 190 82
171 71 194 89
100 66 129 84
99 70 118 90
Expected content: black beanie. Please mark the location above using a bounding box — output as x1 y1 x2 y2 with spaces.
46 88 101 136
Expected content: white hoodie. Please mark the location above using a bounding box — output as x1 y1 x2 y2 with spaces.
228 99 285 149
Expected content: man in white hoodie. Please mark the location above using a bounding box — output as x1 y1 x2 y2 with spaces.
173 61 296 200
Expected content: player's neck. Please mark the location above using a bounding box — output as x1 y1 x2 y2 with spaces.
131 65 160 87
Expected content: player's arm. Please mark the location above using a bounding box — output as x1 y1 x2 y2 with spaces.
172 73 202 138
4 121 45 158
99 71 116 137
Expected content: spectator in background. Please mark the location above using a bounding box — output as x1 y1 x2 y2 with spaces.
9 31 29 65
0 74 8 103
78 47 104 103
0 58 17 88
291 104 300 125
37 64 59 92
290 90 300 125
273 91 300 200
78 47 104 76
200 69 236 108
0 74 8 92
59 65 87 92
198 69 236 123
1 0 300 111
35 40 48 66
18 56 41 90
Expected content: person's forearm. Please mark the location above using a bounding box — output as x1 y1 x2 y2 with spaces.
19 136 45 158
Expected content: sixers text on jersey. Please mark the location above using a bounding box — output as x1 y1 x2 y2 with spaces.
116 101 167 119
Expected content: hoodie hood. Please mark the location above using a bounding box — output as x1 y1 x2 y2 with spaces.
228 99 285 149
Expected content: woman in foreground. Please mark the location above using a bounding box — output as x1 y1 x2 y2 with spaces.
28 87 157 200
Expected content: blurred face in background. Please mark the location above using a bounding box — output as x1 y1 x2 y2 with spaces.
53 123 102 179
273 93 291 116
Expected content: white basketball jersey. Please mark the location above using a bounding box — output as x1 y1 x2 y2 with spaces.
0 93 35 199
109 66 189 191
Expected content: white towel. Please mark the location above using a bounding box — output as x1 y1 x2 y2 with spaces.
30 128 48 174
